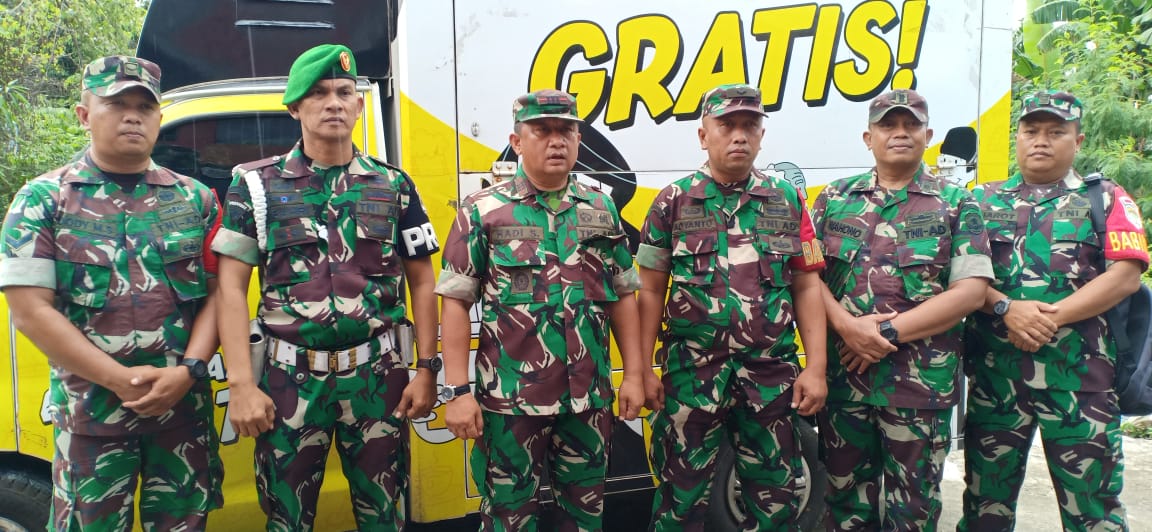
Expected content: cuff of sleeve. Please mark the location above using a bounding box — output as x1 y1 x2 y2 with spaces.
949 254 994 284
211 228 260 266
434 270 481 303
612 267 641 293
0 257 57 289
635 243 672 272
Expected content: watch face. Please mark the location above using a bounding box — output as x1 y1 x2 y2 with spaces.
184 359 207 378
428 357 443 372
438 386 453 403
994 299 1010 316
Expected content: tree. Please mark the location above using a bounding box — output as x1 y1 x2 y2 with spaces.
0 0 146 204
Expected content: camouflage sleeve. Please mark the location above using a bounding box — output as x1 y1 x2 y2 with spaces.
634 186 675 272
210 168 259 265
201 190 223 276
788 202 825 272
604 197 641 293
947 190 994 284
0 178 60 289
810 187 830 241
1102 184 1149 266
395 171 440 259
434 197 486 303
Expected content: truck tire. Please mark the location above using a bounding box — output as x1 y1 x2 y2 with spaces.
706 418 827 531
0 469 51 532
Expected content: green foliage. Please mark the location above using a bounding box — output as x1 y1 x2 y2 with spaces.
0 0 146 205
1121 419 1152 439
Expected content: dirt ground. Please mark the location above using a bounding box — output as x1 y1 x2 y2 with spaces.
939 434 1152 531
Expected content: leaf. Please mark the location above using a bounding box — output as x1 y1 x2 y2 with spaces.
1031 0 1086 24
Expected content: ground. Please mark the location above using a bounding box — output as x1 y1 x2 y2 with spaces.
939 435 1152 531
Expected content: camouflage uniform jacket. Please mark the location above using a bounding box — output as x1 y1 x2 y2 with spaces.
812 168 992 409
0 151 219 436
635 165 825 412
435 168 640 416
968 171 1150 391
213 142 438 351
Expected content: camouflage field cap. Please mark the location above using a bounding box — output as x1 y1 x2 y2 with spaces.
82 56 162 102
1020 90 1083 122
513 89 582 123
702 84 769 118
283 44 358 105
868 89 928 123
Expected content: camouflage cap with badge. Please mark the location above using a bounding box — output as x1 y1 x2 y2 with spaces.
701 83 769 118
868 89 928 124
1020 90 1083 123
82 56 162 102
283 44 358 105
513 89 582 123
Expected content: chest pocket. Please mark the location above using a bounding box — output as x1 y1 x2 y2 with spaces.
354 196 403 278
491 232 547 304
54 230 115 309
671 229 719 286
896 213 951 301
983 208 1019 268
578 231 625 302
264 218 321 286
756 234 800 287
155 228 208 302
1049 210 1099 280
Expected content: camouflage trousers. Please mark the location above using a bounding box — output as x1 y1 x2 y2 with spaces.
255 351 409 532
818 402 951 532
470 407 613 532
959 371 1127 532
649 388 800 531
50 421 223 532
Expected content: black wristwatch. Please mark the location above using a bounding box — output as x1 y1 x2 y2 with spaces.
438 384 471 403
179 358 209 380
878 320 900 344
993 298 1012 317
415 357 443 373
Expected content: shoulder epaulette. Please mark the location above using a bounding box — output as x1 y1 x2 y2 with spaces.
234 155 283 173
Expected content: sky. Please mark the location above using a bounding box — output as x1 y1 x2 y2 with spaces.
1014 0 1026 26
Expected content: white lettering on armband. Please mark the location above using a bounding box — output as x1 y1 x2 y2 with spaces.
402 222 439 256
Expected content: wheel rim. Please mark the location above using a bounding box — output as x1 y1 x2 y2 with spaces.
0 516 30 532
725 455 812 522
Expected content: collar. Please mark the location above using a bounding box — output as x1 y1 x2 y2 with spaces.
505 166 590 202
686 163 779 200
61 150 176 186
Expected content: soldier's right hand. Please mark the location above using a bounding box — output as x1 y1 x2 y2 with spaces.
109 368 152 404
228 382 277 437
839 312 899 361
445 394 484 440
1002 299 1058 348
642 369 664 411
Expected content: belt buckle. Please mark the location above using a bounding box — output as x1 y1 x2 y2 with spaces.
328 351 340 372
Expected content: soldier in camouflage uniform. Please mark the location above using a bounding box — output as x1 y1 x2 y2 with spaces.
0 56 223 531
213 44 441 531
635 84 828 531
811 89 993 531
959 91 1147 532
436 89 646 532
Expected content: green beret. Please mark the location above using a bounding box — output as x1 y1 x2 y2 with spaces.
283 44 358 105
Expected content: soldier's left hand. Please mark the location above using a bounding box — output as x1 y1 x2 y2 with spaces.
791 368 828 416
396 370 437 420
617 375 644 420
123 366 195 416
840 350 874 374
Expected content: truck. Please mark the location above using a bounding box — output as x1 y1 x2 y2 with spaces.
0 0 1012 530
